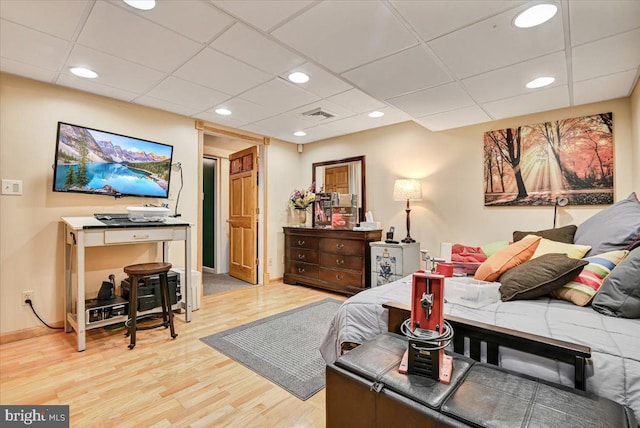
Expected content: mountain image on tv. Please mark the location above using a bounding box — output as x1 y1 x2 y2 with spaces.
54 123 173 198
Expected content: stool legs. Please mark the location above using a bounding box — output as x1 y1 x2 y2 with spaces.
159 272 177 339
127 275 139 349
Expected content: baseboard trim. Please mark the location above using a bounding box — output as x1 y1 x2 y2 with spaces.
0 322 64 345
269 276 283 283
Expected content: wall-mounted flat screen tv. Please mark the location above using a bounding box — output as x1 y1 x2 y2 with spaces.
53 122 173 198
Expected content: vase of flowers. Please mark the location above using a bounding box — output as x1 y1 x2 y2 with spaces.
289 184 316 225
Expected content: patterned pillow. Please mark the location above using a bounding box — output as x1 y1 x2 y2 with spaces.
551 250 629 306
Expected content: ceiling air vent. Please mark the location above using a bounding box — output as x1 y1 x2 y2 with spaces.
302 107 336 120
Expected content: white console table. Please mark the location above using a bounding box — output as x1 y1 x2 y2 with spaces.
62 216 192 351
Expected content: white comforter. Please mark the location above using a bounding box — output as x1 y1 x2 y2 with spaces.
319 275 640 421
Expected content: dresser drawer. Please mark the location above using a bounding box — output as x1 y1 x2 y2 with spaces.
287 248 319 264
286 235 319 250
104 228 174 244
320 238 363 255
319 252 362 271
286 262 319 278
320 268 362 288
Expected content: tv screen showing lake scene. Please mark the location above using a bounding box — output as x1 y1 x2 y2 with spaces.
53 122 173 198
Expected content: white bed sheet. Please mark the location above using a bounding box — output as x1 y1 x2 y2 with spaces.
319 275 640 421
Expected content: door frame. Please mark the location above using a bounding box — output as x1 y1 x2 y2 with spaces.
196 121 270 285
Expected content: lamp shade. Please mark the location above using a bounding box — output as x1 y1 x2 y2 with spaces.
393 179 422 201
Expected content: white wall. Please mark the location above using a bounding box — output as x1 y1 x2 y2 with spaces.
631 81 640 191
0 74 198 334
300 97 636 259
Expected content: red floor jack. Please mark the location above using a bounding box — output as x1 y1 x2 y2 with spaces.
399 271 454 384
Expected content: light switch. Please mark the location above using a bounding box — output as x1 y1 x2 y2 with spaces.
1 179 23 195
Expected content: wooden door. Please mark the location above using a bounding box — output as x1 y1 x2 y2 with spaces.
325 165 349 194
228 146 258 284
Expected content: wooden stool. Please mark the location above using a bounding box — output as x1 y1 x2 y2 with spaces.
123 262 177 349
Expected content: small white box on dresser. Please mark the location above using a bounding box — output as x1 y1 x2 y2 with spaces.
370 241 420 287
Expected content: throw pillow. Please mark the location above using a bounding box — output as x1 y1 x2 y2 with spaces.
592 248 640 318
551 250 628 306
574 192 640 257
513 224 577 244
528 235 591 259
500 253 588 302
481 240 510 258
474 236 541 282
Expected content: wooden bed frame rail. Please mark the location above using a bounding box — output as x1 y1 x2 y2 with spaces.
382 301 592 390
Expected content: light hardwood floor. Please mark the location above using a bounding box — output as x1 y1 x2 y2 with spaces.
0 281 347 427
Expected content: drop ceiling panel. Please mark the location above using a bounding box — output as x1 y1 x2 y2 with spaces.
145 76 230 111
387 82 475 117
272 1 417 73
573 70 638 105
482 85 569 119
390 0 525 41
0 21 69 71
572 29 640 82
462 51 567 103
134 95 200 117
173 48 271 95
280 62 353 98
569 0 640 46
65 45 165 94
0 58 57 82
428 6 564 79
77 1 201 73
194 110 246 129
0 0 87 40
250 112 314 136
118 0 234 43
415 105 492 131
210 97 274 125
326 89 386 114
57 74 138 102
210 23 305 75
342 46 453 100
239 78 320 114
212 0 315 32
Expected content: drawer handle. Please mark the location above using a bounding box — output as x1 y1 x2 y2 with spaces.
298 267 305 273
336 259 344 265
298 254 306 260
336 243 344 249
133 234 150 239
297 240 305 246
335 274 343 280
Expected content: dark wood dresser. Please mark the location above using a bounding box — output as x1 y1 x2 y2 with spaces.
283 227 382 295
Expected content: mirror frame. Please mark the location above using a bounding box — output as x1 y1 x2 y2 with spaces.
312 155 366 225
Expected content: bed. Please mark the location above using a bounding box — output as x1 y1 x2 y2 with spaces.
320 192 640 422
319 274 640 422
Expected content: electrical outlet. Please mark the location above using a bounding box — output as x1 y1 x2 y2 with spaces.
268 257 273 267
22 290 34 306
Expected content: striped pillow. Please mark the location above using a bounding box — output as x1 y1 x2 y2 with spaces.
551 250 629 306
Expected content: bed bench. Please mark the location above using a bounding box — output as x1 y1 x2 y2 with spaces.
382 301 592 390
327 333 636 428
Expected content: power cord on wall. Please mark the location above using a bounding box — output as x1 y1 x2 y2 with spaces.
25 299 63 330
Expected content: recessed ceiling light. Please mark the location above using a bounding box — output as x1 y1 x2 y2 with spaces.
294 131 307 137
69 67 98 79
514 3 558 28
123 0 156 10
288 72 310 84
215 108 232 116
368 111 384 118
526 76 555 89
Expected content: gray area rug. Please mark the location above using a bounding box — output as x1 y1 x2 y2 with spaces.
202 272 255 295
200 298 343 400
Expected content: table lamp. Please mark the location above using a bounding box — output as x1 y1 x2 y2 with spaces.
393 179 422 243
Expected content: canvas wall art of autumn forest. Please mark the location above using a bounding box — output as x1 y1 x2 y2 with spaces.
483 112 613 206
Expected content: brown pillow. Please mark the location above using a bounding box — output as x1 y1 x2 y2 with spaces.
499 253 588 301
513 225 577 244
